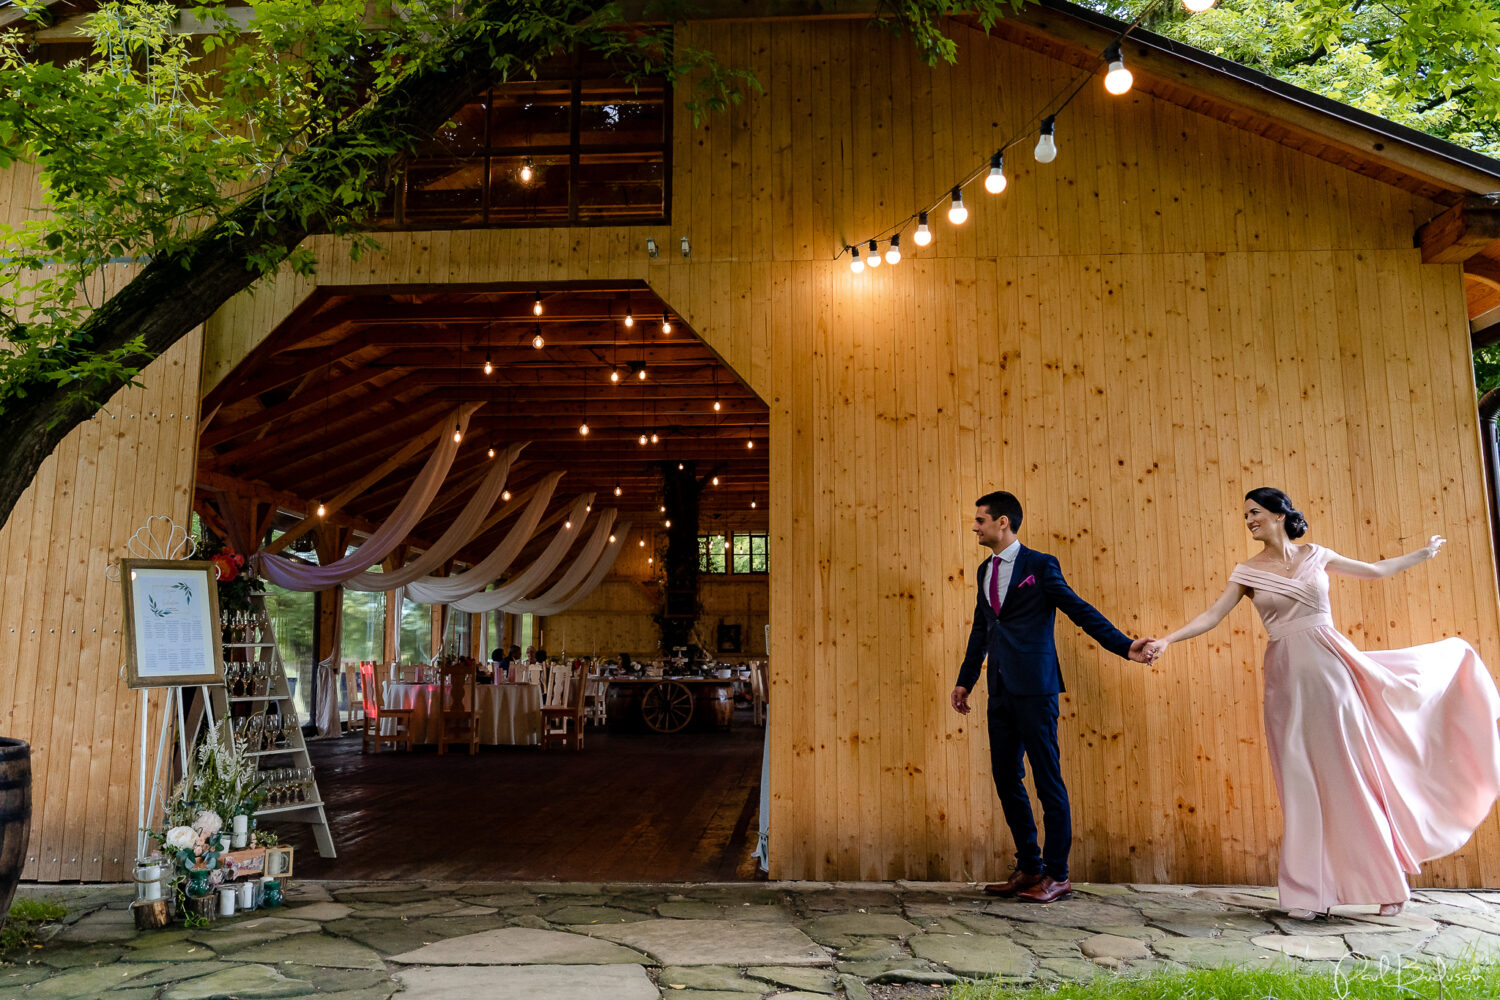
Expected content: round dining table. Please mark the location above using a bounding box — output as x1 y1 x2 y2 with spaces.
382 681 543 746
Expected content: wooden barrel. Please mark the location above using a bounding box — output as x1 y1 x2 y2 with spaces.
694 683 734 731
0 738 31 925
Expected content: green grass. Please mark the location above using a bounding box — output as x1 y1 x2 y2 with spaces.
950 959 1500 999
1 897 68 957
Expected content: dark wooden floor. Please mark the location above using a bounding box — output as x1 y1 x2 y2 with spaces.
279 714 765 882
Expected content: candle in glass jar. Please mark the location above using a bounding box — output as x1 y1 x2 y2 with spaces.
238 880 255 910
218 886 237 916
231 814 248 849
135 860 162 901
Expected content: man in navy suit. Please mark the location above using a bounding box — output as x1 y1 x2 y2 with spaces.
952 491 1151 903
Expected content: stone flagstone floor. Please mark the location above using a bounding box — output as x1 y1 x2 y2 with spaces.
6 880 1500 999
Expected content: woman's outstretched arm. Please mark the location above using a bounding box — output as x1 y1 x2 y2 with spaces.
1144 582 1248 661
1325 535 1445 580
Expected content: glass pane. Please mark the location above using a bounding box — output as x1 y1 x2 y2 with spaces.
489 155 569 223
489 80 572 148
578 79 666 145
340 589 385 663
400 600 433 664
264 586 315 721
576 150 664 221
402 157 486 226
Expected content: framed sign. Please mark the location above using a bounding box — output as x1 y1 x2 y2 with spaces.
121 559 224 689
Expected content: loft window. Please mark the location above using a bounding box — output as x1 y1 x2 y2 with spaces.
378 56 668 229
698 533 768 575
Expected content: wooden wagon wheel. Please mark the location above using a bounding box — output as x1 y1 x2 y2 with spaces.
641 680 694 733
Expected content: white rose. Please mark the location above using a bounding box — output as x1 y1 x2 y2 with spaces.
192 810 223 837
165 826 197 850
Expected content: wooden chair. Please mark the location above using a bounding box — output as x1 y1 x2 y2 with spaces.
436 659 480 756
584 675 609 727
359 661 414 753
544 664 569 707
751 661 769 727
540 664 587 749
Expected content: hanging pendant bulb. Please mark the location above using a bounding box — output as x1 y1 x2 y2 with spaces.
1183 0 1217 10
315 501 326 518
850 245 864 273
487 445 496 459
531 324 545 349
660 504 666 513
711 475 720 486
678 462 685 470
624 307 634 328
453 428 463 443
639 433 648 445
913 212 932 247
637 367 647 381
750 498 757 509
565 519 572 529
614 484 622 497
609 534 616 544
610 368 620 383
947 186 968 224
713 399 721 412
661 314 672 334
650 431 659 444
483 354 493 376
502 490 512 501
1103 43 1133 95
664 519 672 528
533 292 543 316
579 421 589 436
746 440 754 449
1035 116 1058 163
884 234 902 265
985 151 1008 194
520 157 534 182
639 538 646 547
866 237 881 268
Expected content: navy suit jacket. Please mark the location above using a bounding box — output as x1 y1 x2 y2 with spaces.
955 545 1133 697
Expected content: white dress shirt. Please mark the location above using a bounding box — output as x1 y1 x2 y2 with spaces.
986 539 1021 612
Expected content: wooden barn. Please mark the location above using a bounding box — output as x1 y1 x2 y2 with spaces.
4 0 1500 886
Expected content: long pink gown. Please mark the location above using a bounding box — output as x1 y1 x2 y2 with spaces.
1229 545 1500 911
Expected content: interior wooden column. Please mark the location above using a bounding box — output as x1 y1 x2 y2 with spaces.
312 526 348 729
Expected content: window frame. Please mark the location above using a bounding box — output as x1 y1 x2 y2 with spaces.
698 531 768 575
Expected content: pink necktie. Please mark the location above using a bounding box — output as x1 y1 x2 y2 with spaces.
989 555 1002 612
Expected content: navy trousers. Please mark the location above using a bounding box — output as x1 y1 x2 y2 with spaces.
987 690 1070 882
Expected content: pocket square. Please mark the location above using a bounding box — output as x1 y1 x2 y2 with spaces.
1017 574 1037 588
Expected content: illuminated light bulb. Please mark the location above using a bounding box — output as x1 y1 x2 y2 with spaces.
724 539 731 550
609 534 616 543
985 152 1007 194
483 355 493 375
639 538 646 547
677 462 684 470
532 332 545 349
866 237 881 268
1103 44 1133 95
624 308 634 328
913 212 932 247
315 502 326 517
520 158 534 182
664 519 672 528
660 504 666 512
711 475 720 486
747 440 754 449
850 245 864 273
614 484 622 496
662 315 672 334
947 186 968 225
648 556 654 564
586 504 591 512
1184 0 1216 9
750 499 757 508
579 421 589 436
650 432 659 444
885 234 902 265
533 292 543 316
639 433 648 445
453 429 462 443
502 490 511 501
637 368 647 380
487 446 496 458
713 399 721 412
565 519 572 529
1035 116 1058 163
610 369 620 383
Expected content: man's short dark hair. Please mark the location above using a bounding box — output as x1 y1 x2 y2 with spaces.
976 491 1023 531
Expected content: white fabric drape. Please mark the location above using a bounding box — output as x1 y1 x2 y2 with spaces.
504 511 618 615
313 603 341 738
444 494 595 613
506 521 631 616
254 409 469 592
342 442 523 592
398 473 564 604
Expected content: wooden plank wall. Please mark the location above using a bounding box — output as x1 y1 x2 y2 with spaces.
7 16 1489 884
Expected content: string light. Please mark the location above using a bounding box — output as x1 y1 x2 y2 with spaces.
533 291 543 316
639 538 646 547
565 519 572 529
483 354 493 376
614 484 622 496
637 366 647 381
985 152 1007 194
639 433 648 445
677 462 684 470
866 237 881 268
664 519 672 528
747 439 755 449
750 497 758 509
315 501 325 517
884 234 902 265
609 534 616 543
662 314 672 334
850 245 863 273
502 490 511 501
611 368 620 383
624 307 634 328
660 504 666 512
453 428 462 443
520 157 534 182
531 324 545 350
1035 116 1058 163
579 420 589 435
1104 43 1133 95
947 186 967 225
711 475 720 486
487 446 496 459
913 212 931 247
650 431 659 444
648 556 654 564
713 399 721 412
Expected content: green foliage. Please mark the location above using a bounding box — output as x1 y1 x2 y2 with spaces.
0 897 67 957
1079 0 1500 156
951 957 1500 999
1476 344 1500 396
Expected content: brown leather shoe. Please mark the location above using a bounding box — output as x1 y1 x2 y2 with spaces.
1017 876 1072 903
983 868 1044 897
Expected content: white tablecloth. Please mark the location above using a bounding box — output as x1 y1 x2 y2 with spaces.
382 681 542 746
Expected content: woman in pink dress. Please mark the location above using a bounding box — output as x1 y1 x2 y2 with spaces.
1145 487 1500 919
